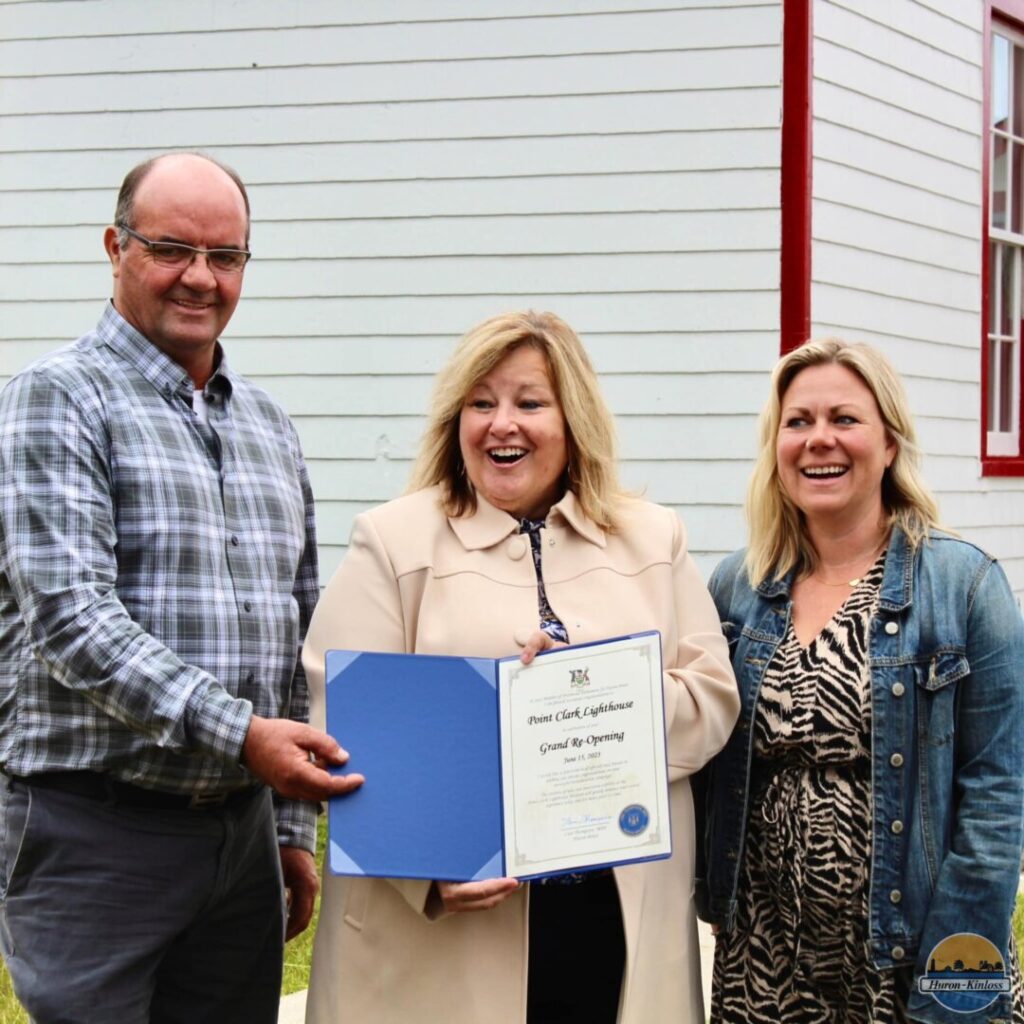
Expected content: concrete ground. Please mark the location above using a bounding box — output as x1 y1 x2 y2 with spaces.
278 988 306 1024
276 920 717 1023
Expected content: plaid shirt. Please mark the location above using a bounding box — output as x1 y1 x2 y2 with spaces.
0 303 318 849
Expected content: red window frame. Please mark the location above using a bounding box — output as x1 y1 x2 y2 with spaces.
983 0 1024 474
779 0 813 356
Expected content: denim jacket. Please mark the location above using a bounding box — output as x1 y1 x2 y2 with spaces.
695 528 1024 1024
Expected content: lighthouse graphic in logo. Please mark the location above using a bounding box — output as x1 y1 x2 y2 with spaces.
918 933 1010 1012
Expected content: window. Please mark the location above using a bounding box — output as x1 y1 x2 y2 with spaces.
984 4 1024 472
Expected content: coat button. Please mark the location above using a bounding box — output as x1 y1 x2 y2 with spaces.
506 537 527 560
891 682 905 697
892 945 905 960
891 819 904 834
890 752 904 768
884 621 899 635
890 889 902 904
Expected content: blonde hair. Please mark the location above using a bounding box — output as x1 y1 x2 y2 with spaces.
409 311 625 530
745 338 943 586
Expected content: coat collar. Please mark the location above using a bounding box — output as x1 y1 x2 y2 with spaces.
447 490 607 551
877 525 914 613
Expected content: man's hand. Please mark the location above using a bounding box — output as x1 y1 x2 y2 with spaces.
436 877 521 914
280 845 320 940
242 716 364 801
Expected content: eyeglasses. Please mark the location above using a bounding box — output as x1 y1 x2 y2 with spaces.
117 224 251 274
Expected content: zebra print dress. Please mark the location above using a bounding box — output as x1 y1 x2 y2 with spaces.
711 554 1024 1023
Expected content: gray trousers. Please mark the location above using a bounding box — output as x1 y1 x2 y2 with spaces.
0 775 285 1024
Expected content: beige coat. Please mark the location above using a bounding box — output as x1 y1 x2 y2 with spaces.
303 487 739 1024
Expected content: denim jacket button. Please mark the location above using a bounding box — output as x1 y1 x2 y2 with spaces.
890 753 904 768
884 621 899 635
891 682 905 697
890 889 902 904
892 945 905 960
891 819 904 834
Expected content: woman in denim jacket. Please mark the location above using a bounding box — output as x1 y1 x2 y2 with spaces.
696 339 1024 1024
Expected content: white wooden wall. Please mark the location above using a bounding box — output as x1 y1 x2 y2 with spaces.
0 0 783 582
810 0 1024 598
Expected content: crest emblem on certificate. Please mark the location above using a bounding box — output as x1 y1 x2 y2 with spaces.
569 668 590 688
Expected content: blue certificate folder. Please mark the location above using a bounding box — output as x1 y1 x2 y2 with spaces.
325 631 670 882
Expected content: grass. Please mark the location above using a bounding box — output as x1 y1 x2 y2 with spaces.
0 966 25 1024
281 815 327 995
0 856 1021 1017
0 816 327 1019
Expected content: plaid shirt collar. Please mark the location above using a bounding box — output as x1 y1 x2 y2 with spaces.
97 300 234 403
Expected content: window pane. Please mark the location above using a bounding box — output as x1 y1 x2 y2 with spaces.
991 241 999 328
989 337 1000 431
1000 242 1015 335
995 34 1011 131
1013 142 1024 233
1000 340 1016 432
993 133 1009 229
1015 44 1024 137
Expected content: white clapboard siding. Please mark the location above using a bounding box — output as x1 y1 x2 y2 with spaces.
2 251 782 303
810 0 1024 599
0 1 785 580
1 168 780 227
0 129 783 192
0 0 751 35
0 5 782 77
2 48 783 117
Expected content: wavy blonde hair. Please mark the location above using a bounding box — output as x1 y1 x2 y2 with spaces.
408 311 625 530
746 338 943 586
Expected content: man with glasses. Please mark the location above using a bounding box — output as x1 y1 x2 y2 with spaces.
0 152 361 1023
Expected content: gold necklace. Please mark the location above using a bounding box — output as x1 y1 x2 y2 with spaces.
811 540 887 588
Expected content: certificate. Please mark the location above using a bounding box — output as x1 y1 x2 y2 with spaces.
324 631 670 881
498 633 671 876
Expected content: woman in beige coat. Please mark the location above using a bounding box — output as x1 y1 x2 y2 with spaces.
303 311 739 1024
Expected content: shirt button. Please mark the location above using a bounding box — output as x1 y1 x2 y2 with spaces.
231 535 240 547
243 600 252 612
506 537 527 560
891 682 905 697
246 671 255 685
890 753 904 768
548 537 555 547
884 621 899 635
892 945 905 960
890 889 902 904
891 819 904 834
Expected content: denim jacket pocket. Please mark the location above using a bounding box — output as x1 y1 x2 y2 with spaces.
918 651 970 691
913 652 967 749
